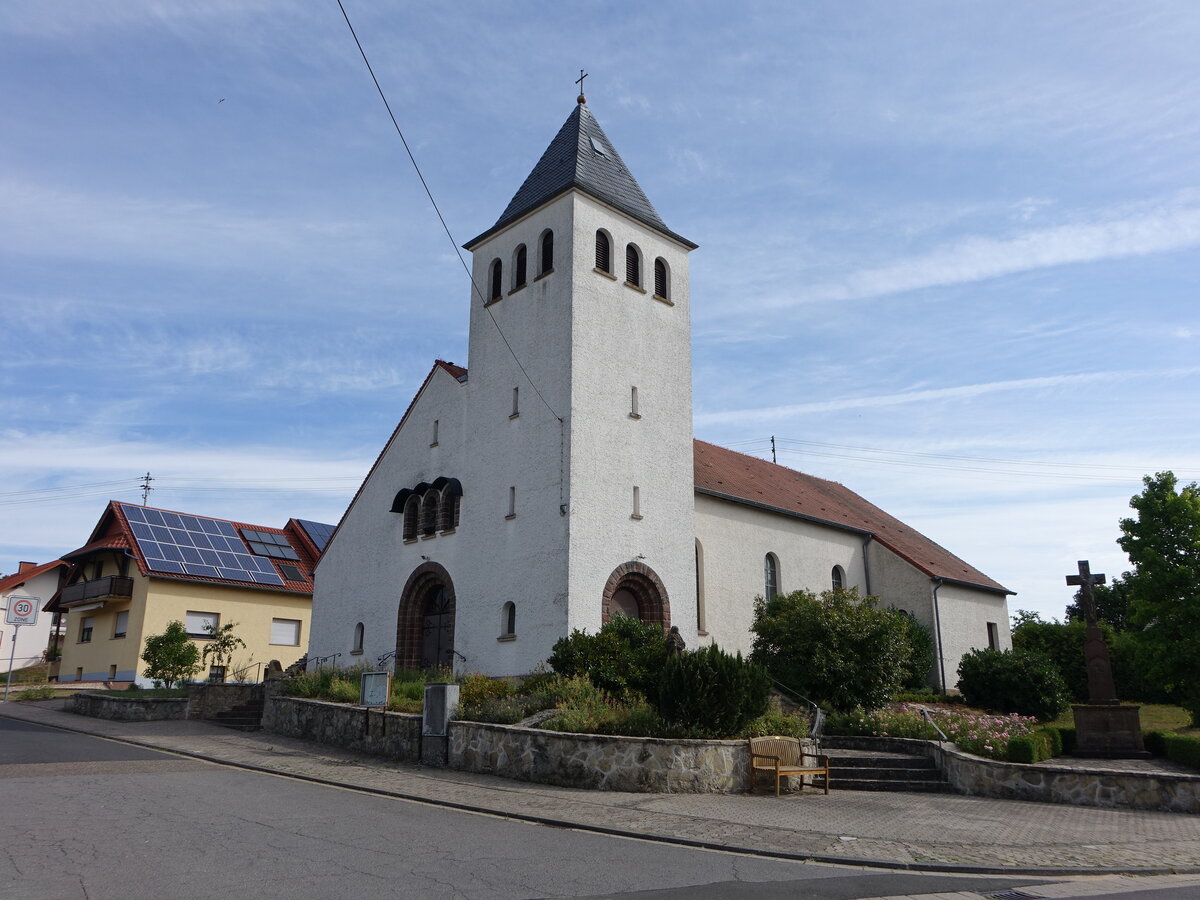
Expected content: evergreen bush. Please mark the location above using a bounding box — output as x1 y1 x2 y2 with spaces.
956 648 1070 721
656 645 771 738
547 616 669 701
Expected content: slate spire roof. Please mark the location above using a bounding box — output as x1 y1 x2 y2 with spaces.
467 102 696 250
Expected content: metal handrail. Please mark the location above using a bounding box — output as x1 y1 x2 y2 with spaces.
309 652 342 668
376 650 398 668
918 705 949 742
229 661 262 683
771 679 825 738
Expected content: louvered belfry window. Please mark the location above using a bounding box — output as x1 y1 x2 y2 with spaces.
654 258 667 298
626 244 640 286
540 231 553 274
490 260 502 301
515 246 527 287
595 230 610 272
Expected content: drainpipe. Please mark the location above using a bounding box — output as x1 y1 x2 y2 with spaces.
860 534 873 596
931 577 947 692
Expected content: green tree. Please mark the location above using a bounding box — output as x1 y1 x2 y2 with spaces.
547 616 669 701
201 622 247 679
1011 610 1095 701
1065 578 1132 631
1119 472 1200 723
141 620 200 688
750 587 913 712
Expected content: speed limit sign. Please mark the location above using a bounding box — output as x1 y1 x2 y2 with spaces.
5 595 38 626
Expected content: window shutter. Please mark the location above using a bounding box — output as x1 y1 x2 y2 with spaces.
185 611 218 635
625 245 639 286
595 231 610 272
654 258 667 298
270 618 301 645
114 610 129 638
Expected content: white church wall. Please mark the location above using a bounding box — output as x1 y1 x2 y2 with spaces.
693 493 867 656
565 193 697 640
935 581 1013 690
310 367 468 668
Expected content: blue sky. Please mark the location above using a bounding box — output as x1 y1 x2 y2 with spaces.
3 2 1198 622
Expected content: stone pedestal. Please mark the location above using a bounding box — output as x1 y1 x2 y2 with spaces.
1072 704 1151 758
420 682 459 767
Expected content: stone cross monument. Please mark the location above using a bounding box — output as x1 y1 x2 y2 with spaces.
1066 559 1148 758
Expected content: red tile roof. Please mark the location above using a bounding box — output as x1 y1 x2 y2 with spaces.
694 440 1010 594
0 559 67 594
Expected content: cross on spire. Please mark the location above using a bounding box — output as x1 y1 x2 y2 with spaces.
575 69 588 104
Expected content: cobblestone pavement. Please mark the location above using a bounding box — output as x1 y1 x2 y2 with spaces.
4 700 1200 892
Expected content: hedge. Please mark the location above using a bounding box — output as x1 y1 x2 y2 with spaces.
1161 733 1200 769
1005 725 1074 763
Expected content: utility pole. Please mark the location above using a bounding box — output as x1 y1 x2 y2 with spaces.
140 472 154 506
770 436 776 464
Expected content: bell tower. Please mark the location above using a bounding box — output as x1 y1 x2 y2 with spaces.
462 96 700 646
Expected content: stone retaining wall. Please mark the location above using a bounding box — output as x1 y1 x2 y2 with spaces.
821 735 1200 813
263 696 422 761
186 683 262 720
71 692 188 721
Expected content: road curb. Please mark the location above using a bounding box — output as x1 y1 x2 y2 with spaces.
4 707 1199 879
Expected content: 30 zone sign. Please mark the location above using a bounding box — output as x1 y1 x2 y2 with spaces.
5 596 38 626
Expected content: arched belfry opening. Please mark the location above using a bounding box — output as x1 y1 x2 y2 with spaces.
601 561 670 629
396 562 456 670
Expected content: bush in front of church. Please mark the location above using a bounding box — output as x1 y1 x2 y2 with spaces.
657 644 772 738
956 647 1070 721
750 587 913 712
547 616 670 701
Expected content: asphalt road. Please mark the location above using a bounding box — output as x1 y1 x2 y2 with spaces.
0 718 1185 900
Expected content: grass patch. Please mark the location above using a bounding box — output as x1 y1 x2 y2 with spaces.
8 663 51 684
1048 703 1200 737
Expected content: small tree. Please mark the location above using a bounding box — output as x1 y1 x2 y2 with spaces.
202 622 247 680
657 644 772 737
548 616 669 701
141 620 200 688
750 587 913 712
956 648 1070 721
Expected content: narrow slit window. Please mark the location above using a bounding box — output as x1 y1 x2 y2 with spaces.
654 258 668 299
501 601 516 637
353 622 364 653
764 554 779 600
431 419 439 447
507 486 516 518
514 245 527 288
511 387 519 417
987 621 999 651
630 386 640 418
595 230 610 272
489 259 502 302
625 244 640 286
540 230 553 274
631 486 642 519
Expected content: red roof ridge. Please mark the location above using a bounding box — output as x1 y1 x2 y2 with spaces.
0 559 67 594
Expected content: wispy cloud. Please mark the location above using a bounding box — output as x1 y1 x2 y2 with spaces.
696 367 1200 426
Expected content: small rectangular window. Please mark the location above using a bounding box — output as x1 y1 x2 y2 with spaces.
511 387 519 418
113 610 129 639
987 622 999 651
270 618 301 646
631 486 642 519
431 419 439 447
279 563 306 582
108 665 117 680
79 616 94 643
506 486 516 519
630 386 640 419
185 610 219 637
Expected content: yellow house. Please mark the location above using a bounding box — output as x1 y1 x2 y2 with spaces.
47 501 333 684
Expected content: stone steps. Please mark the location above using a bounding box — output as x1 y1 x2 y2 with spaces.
824 748 950 793
210 699 265 732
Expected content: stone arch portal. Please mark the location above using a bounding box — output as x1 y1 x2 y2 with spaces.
601 561 670 629
396 562 457 671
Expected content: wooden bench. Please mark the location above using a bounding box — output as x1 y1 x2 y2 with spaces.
748 735 830 796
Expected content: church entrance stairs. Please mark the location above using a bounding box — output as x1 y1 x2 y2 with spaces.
823 747 949 793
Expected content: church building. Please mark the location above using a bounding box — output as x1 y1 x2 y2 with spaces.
309 97 1012 691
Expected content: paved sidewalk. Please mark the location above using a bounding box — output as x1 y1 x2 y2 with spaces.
4 700 1200 889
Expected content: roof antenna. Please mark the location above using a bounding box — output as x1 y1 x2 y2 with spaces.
139 472 154 506
575 69 588 104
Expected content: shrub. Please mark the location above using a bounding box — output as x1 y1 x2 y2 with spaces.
1144 729 1170 757
281 664 373 702
899 613 937 690
891 691 965 705
15 686 55 701
458 674 513 707
742 709 811 739
956 648 1070 721
751 587 913 712
825 705 1039 760
656 645 771 738
548 616 669 701
1162 733 1200 770
141 620 201 688
1007 728 1060 763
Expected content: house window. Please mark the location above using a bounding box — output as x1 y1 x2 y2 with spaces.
438 482 463 532
595 230 611 272
352 622 364 654
505 486 517 519
75 667 83 681
654 258 668 300
987 622 999 651
489 259 502 302
79 616 94 643
500 601 516 638
279 563 306 582
539 229 554 275
403 495 420 541
764 554 779 600
270 618 301 646
208 665 226 683
625 244 641 287
629 386 640 419
113 610 129 639
831 565 845 590
513 244 527 289
695 539 707 634
185 611 219 637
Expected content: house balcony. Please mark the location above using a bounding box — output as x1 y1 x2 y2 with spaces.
60 575 134 606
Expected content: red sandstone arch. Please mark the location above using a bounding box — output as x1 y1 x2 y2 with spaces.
396 561 457 670
600 560 670 629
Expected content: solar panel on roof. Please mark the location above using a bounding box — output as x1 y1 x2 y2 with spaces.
296 519 335 552
117 502 296 589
